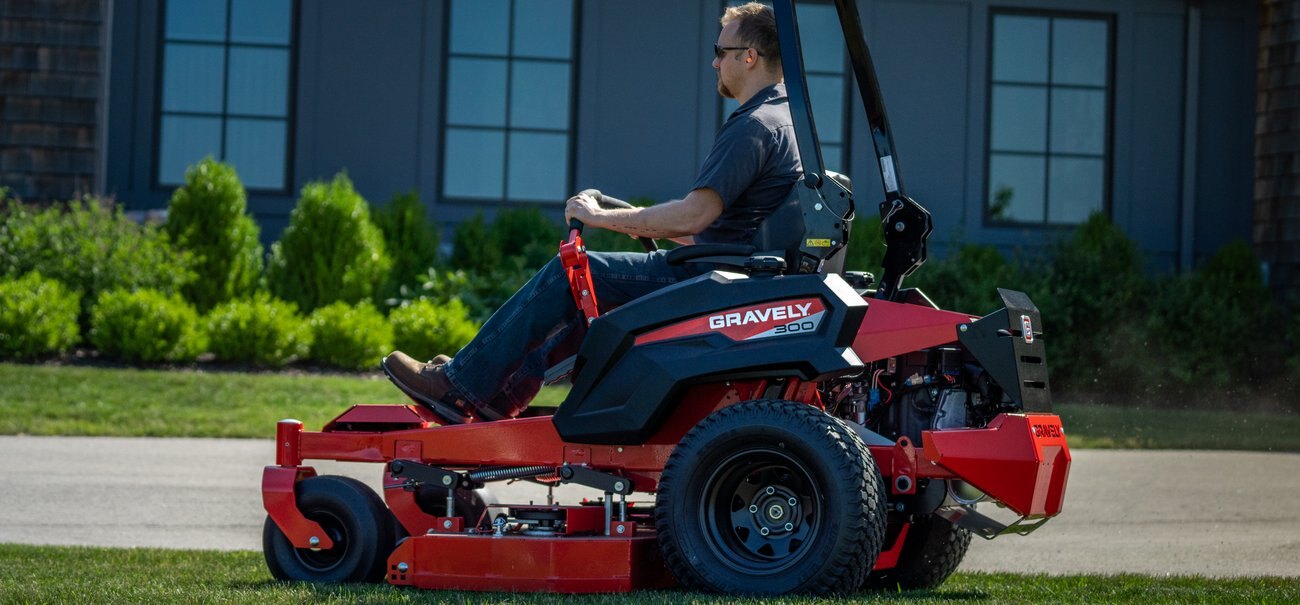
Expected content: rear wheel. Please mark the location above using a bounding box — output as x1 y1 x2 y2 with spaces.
263 475 394 583
863 514 971 591
655 399 887 595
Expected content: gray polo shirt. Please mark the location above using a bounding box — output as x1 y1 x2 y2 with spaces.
692 83 802 245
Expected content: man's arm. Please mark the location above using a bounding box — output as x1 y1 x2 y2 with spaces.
565 188 723 240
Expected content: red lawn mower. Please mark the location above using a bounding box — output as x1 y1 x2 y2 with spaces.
261 0 1070 595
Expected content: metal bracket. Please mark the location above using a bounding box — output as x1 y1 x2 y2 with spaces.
388 460 471 490
558 465 634 495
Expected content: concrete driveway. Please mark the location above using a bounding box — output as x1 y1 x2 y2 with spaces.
1 436 1296 577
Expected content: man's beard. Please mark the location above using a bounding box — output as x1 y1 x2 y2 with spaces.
717 77 735 99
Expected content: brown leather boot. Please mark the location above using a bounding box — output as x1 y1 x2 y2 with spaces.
382 351 475 425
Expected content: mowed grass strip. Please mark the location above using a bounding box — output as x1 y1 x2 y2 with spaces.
1 363 1298 451
0 363 565 439
1 544 1297 605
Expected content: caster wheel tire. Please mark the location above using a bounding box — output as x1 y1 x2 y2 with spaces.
655 399 888 595
863 514 971 591
263 475 394 583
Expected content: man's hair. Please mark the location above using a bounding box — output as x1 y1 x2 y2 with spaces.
721 2 782 73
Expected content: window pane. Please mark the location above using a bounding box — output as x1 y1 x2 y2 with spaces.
1050 88 1105 155
450 0 509 56
230 0 292 45
798 4 843 72
507 132 568 201
808 74 844 144
443 128 505 198
446 58 507 127
990 85 1047 153
510 61 570 130
225 118 286 189
992 15 1048 83
162 43 224 113
1048 157 1103 224
513 0 573 59
158 115 222 185
1052 19 1107 86
165 0 226 42
227 47 289 117
988 153 1045 222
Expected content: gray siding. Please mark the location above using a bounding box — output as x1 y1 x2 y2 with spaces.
99 0 1258 266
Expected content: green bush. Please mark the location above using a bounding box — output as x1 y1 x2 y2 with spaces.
389 298 479 361
402 266 531 323
449 212 503 274
0 272 81 359
307 301 393 371
373 191 439 300
90 289 207 363
0 198 194 331
1148 240 1283 390
165 158 264 312
841 212 885 274
1036 212 1151 391
910 244 1024 315
267 174 391 313
205 294 310 367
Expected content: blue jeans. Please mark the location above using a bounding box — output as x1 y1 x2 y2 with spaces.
442 250 703 415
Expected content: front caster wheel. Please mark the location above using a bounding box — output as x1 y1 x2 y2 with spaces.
655 399 888 595
263 475 394 583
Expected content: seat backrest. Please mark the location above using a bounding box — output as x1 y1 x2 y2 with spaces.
750 171 853 275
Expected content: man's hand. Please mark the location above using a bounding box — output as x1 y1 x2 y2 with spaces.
564 191 602 228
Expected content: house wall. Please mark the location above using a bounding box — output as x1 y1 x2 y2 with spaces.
99 0 1258 269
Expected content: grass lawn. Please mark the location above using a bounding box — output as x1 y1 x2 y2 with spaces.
1 544 1297 605
1 362 1297 451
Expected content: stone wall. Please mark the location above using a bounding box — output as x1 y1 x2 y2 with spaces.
0 0 102 202
1256 0 1300 299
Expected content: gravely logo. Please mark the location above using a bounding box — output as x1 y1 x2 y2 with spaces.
709 302 814 329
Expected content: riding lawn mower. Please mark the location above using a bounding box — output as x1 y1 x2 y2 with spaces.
260 0 1070 595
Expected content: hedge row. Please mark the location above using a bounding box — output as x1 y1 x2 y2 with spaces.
0 273 477 370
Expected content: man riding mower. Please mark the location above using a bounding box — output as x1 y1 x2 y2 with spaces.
260 0 1070 595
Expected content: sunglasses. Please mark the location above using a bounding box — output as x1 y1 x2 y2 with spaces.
714 44 762 58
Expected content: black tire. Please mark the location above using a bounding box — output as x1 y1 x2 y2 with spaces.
863 514 971 591
654 399 887 595
263 475 395 583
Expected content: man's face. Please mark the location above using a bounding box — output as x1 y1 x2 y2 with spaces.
712 20 745 99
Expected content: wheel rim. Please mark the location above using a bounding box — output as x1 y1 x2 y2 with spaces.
291 510 348 572
698 446 823 575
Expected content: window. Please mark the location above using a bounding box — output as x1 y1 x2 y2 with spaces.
156 0 294 190
441 0 576 203
722 1 850 177
986 11 1111 225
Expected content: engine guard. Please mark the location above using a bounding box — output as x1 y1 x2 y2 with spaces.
921 413 1070 538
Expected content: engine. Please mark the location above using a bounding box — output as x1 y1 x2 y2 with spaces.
828 346 1019 443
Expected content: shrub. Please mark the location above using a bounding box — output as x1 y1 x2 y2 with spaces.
841 212 885 274
267 174 391 313
0 272 81 359
491 206 564 270
910 244 1023 315
165 158 264 311
389 298 480 361
0 198 194 331
90 289 207 363
1148 240 1283 390
449 212 502 274
400 266 531 323
308 301 393 370
373 191 439 300
205 294 310 367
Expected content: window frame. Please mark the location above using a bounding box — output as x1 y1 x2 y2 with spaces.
436 0 582 206
982 7 1116 228
151 0 299 195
